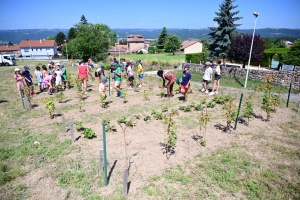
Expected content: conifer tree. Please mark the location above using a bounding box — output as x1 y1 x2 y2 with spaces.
208 0 242 58
80 15 88 24
157 27 168 49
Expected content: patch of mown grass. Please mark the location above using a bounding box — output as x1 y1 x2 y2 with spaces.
57 158 104 199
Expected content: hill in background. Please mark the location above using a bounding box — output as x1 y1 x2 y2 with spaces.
0 28 299 45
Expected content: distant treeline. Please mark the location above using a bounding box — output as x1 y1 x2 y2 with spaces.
0 28 299 45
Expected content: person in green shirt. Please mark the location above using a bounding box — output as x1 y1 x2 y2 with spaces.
114 64 123 97
58 63 68 90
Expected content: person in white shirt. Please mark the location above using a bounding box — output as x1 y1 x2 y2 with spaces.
201 62 213 93
54 66 62 86
209 60 222 95
127 62 134 89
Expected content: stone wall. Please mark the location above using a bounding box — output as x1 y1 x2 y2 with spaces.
185 63 300 90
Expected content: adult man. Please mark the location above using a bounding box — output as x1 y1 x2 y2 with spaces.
201 62 213 94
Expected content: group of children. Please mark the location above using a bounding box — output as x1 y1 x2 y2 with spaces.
156 60 222 102
13 61 68 97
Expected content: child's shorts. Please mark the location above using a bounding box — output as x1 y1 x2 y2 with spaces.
180 84 190 92
114 81 120 87
37 82 43 86
138 74 144 79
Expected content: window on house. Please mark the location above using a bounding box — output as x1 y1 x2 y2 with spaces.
24 49 29 52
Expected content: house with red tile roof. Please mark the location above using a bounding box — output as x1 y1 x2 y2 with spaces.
19 39 58 59
0 45 20 56
180 40 203 54
127 34 148 53
108 44 127 55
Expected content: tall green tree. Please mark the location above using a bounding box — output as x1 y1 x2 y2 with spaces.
282 39 300 65
55 32 66 46
157 27 168 49
228 34 265 67
80 15 88 24
66 23 116 61
67 27 77 41
164 34 181 55
208 0 243 58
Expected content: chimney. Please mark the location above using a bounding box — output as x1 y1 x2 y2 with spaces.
40 39 42 43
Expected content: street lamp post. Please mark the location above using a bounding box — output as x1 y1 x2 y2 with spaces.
244 12 259 88
64 40 68 60
117 35 120 62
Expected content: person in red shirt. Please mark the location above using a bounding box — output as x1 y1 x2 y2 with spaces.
77 60 89 94
157 70 177 98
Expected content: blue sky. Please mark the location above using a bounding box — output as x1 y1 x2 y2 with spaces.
1 0 299 30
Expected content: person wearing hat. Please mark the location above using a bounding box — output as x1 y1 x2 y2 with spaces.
157 70 177 98
13 68 24 97
201 62 213 94
136 59 144 87
181 64 192 102
99 77 107 97
77 60 89 94
21 65 36 97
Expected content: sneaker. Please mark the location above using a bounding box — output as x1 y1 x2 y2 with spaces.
138 84 142 88
119 94 123 98
128 87 133 89
183 99 187 103
84 92 88 94
215 91 218 94
48 92 52 95
205 90 209 94
201 88 206 92
209 91 215 96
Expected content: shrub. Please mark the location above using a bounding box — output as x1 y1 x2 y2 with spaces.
138 50 143 54
148 50 154 54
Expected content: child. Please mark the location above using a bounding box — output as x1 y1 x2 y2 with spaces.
99 77 107 97
113 64 122 97
136 59 144 87
34 66 43 93
77 60 89 94
14 68 24 98
60 63 68 90
209 60 222 95
157 70 177 98
201 62 213 94
127 62 134 89
95 68 102 85
55 66 62 86
181 64 192 102
43 73 57 95
21 65 36 97
100 63 105 76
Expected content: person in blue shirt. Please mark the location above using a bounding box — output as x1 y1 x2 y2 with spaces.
180 64 192 102
22 65 36 96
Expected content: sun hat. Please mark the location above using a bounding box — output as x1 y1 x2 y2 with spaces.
56 63 61 66
102 77 107 82
14 68 20 72
24 65 30 70
183 63 190 69
205 61 211 66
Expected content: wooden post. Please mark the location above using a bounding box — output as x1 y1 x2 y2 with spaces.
123 168 129 197
234 93 243 130
62 114 66 132
102 122 108 186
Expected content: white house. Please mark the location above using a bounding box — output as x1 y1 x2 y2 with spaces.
180 40 203 54
19 39 58 59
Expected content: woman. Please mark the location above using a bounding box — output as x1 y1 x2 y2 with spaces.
157 70 176 98
77 60 89 94
209 60 222 95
